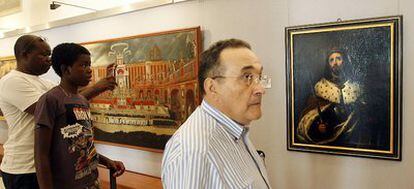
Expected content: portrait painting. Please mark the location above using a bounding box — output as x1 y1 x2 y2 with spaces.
82 27 201 152
0 56 16 121
286 16 402 160
0 56 16 78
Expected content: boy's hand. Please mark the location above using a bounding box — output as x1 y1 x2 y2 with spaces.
107 160 125 177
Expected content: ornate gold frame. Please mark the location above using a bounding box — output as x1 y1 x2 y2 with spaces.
286 16 402 160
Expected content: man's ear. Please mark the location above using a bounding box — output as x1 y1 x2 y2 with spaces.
204 77 217 96
60 65 71 75
20 51 30 60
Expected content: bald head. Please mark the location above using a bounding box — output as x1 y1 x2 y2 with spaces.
14 35 46 60
14 35 51 75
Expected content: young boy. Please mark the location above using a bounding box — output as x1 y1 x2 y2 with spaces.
34 43 125 189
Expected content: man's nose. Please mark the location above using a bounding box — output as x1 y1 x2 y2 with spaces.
254 84 266 96
330 61 338 67
45 57 52 65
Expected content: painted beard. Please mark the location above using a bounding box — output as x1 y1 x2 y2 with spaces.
330 65 346 86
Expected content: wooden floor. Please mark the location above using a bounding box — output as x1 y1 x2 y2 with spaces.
0 168 162 189
99 167 162 189
0 145 162 189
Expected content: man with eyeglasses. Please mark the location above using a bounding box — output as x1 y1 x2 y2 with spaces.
0 35 117 189
162 39 271 189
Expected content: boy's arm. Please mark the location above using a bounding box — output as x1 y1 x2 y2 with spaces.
35 126 54 189
34 93 57 189
98 153 126 177
26 76 116 115
80 76 117 100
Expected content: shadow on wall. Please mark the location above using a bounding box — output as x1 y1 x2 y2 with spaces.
284 153 347 189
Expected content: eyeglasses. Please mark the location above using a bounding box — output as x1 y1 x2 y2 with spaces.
212 73 272 89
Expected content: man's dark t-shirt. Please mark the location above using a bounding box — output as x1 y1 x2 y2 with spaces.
35 86 99 189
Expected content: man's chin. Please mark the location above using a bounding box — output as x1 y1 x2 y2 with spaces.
34 68 50 76
248 110 262 121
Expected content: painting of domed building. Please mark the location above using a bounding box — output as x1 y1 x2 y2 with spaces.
82 27 201 151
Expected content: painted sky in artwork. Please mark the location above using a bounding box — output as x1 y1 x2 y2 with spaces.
83 30 197 67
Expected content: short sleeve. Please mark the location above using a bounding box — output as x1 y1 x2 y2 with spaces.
0 76 45 112
34 93 57 129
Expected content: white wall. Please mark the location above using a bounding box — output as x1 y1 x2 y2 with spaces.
272 0 413 189
1 0 413 188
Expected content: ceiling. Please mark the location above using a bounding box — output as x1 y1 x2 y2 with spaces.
0 0 184 38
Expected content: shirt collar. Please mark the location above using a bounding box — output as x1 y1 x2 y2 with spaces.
12 70 39 79
201 100 248 141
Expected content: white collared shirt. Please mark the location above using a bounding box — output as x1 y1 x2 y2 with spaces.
162 100 271 189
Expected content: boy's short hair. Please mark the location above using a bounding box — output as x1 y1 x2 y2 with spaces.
52 43 90 76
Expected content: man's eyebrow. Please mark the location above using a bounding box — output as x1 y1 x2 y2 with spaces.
241 65 263 72
241 65 255 71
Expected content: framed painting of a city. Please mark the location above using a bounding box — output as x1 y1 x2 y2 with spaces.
0 56 17 121
286 16 402 160
82 27 201 152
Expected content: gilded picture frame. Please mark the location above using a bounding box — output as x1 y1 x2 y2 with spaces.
286 16 402 160
82 27 202 152
0 56 17 121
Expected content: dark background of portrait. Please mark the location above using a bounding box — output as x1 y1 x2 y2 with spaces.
292 26 391 150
